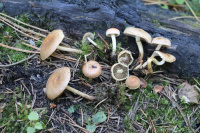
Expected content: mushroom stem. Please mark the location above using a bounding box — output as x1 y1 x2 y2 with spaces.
135 36 144 61
134 60 143 70
57 46 83 54
147 57 165 74
142 51 159 68
155 44 162 51
147 58 153 74
89 78 93 83
111 34 117 56
87 37 98 47
66 86 96 100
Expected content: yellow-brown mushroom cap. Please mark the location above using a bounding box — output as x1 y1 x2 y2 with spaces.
151 37 171 47
40 29 64 60
106 28 120 37
123 27 152 43
82 60 102 78
125 75 141 90
46 67 71 100
154 51 176 63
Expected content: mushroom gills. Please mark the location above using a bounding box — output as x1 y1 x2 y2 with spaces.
118 50 134 67
111 63 129 81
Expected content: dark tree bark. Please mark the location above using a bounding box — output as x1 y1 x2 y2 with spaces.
0 0 200 78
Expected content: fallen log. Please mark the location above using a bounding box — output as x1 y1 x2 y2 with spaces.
0 0 200 78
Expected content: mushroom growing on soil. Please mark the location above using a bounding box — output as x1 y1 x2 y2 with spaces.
147 51 176 74
82 32 104 51
40 29 83 60
111 63 129 81
106 28 120 57
46 67 95 100
82 60 102 81
82 32 97 46
153 85 163 94
123 27 152 65
125 75 141 90
118 50 134 67
142 37 171 68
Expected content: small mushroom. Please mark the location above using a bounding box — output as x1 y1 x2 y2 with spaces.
46 67 95 100
118 50 134 67
125 75 141 90
111 63 129 81
147 51 176 74
123 27 152 63
142 37 171 68
140 78 147 88
106 28 120 57
152 37 171 51
153 85 163 94
82 32 99 47
40 29 83 60
82 60 102 81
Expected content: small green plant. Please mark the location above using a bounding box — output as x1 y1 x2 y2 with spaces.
80 44 93 55
85 111 107 133
26 111 44 133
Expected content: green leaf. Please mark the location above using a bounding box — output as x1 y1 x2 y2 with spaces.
26 127 36 133
34 122 43 130
67 106 75 113
28 111 39 121
86 124 96 133
175 0 185 5
92 111 107 124
159 4 169 9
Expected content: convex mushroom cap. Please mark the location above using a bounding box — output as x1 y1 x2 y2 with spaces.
111 63 129 81
124 27 152 44
118 50 134 67
82 32 95 45
152 37 171 51
40 29 64 60
106 28 120 37
82 60 102 79
125 75 141 90
46 67 70 100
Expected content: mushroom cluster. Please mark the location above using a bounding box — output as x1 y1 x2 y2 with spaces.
41 27 176 100
141 37 176 74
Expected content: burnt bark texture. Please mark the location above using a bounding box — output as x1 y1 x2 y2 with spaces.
0 0 200 78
